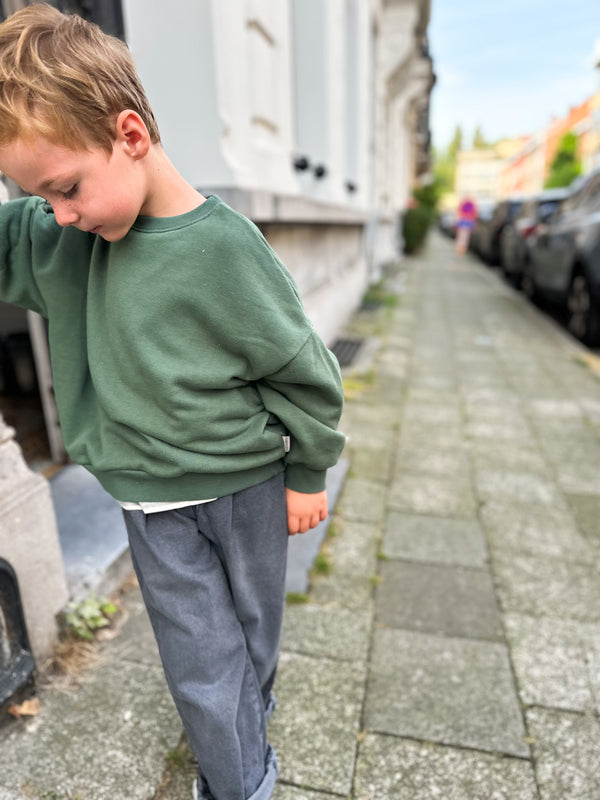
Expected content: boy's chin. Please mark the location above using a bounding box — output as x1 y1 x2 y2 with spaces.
97 226 129 242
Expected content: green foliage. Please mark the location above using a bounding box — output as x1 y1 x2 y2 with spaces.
362 282 398 309
402 203 435 254
311 553 333 576
473 125 490 148
545 131 582 188
433 150 455 195
447 124 463 161
286 592 309 604
166 747 188 769
64 595 118 640
402 175 443 254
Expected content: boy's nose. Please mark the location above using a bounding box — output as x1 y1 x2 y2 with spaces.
53 202 79 227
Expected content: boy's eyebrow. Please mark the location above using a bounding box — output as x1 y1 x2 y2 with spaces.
37 174 72 192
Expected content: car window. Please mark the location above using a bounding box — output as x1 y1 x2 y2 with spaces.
537 200 561 221
507 202 522 221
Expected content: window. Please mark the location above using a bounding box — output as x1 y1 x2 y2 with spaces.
0 1 126 39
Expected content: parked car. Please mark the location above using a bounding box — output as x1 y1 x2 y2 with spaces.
475 198 524 265
522 169 600 345
469 199 496 257
500 188 569 288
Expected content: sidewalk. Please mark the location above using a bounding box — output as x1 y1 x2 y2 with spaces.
2 231 600 799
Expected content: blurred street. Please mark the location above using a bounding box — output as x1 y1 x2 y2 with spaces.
2 230 600 799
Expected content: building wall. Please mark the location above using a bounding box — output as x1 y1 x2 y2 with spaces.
0 420 68 662
455 149 503 201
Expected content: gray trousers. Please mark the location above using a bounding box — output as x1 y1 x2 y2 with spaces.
122 474 288 800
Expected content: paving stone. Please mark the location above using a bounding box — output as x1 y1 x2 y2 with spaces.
401 403 463 425
459 373 509 391
460 387 521 406
342 423 394 451
336 477 386 523
468 439 551 476
474 469 566 507
269 652 365 796
348 443 395 482
322 518 378 577
566 493 600 549
480 500 594 561
382 511 488 568
463 406 527 429
105 589 162 667
376 560 503 640
281 604 371 662
492 553 600 622
365 628 528 757
526 707 600 800
513 379 566 399
465 419 534 441
354 733 538 800
504 614 600 713
0 659 181 800
580 396 600 424
339 402 399 432
405 387 462 405
538 432 600 465
309 571 375 612
395 444 470 478
388 473 477 518
399 424 465 448
527 398 584 418
557 461 600 495
361 374 405 405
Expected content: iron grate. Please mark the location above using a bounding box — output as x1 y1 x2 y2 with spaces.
331 337 364 368
0 559 36 708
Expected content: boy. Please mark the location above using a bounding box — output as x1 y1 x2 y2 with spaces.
0 6 345 800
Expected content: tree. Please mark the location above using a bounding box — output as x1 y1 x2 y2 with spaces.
447 125 463 162
545 131 582 188
432 146 454 195
473 125 489 148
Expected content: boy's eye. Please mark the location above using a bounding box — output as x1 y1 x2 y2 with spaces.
62 184 78 200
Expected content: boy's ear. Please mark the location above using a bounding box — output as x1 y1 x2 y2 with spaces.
114 110 150 159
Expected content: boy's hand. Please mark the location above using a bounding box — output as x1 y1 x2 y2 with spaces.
285 488 328 535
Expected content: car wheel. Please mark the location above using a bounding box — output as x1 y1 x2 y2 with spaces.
567 272 600 346
503 262 522 289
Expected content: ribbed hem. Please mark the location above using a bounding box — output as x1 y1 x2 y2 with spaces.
88 461 284 503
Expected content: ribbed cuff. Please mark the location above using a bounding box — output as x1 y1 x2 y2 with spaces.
284 464 327 493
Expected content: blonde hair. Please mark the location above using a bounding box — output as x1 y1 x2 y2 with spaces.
0 3 160 152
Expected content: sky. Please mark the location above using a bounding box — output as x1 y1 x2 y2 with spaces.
428 0 600 151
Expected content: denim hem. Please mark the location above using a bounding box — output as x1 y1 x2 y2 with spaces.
195 747 278 800
247 745 278 800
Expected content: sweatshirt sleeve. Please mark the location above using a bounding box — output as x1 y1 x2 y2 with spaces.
255 330 346 493
0 197 49 316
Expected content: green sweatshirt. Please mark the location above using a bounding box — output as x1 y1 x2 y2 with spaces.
0 194 345 501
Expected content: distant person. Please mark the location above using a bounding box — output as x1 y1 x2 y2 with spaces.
0 6 345 800
455 197 477 255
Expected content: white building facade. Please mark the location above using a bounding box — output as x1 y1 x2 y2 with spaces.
0 0 433 662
